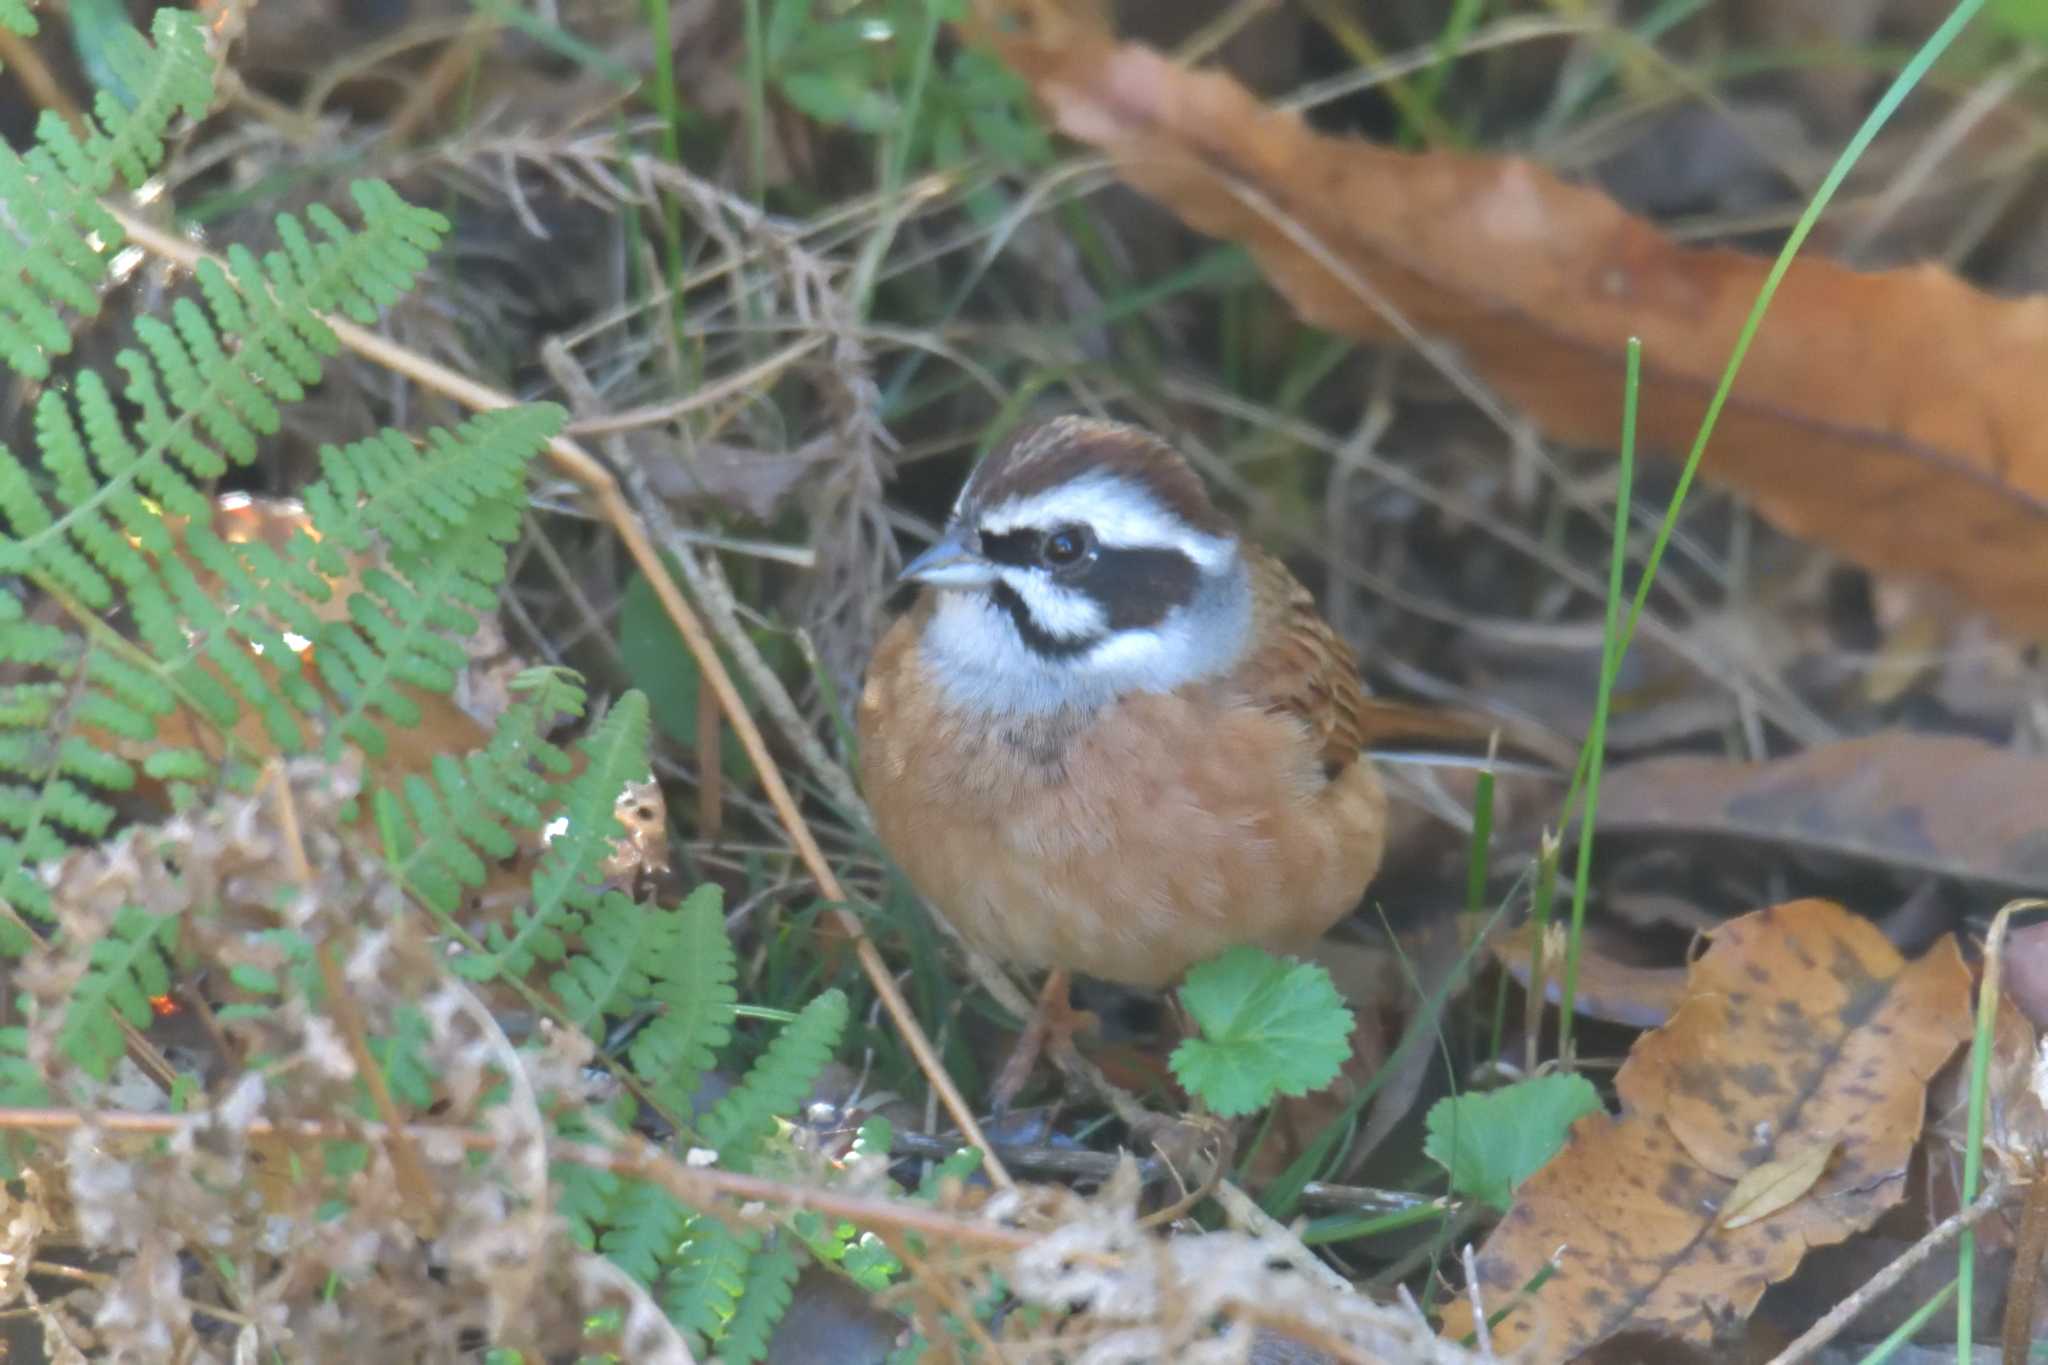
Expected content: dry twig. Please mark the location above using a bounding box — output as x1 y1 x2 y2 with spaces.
1764 1177 2010 1365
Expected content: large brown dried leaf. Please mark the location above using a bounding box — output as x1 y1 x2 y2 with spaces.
1439 900 1970 1361
1596 733 2048 890
982 2 2048 634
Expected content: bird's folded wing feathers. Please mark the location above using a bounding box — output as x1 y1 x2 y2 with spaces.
1240 549 1559 779
1240 548 1375 778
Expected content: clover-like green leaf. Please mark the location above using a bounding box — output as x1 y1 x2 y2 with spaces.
1168 946 1354 1118
1424 1073 1603 1211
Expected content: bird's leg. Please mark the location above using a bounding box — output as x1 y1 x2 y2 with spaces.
989 969 1098 1113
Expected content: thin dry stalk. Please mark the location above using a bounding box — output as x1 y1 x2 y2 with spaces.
2003 1176 2048 1365
1461 1243 1494 1358
0 1103 1029 1252
1764 1177 2010 1365
265 762 438 1228
0 27 84 133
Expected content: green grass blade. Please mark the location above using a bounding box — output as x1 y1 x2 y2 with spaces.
1557 337 1637 1065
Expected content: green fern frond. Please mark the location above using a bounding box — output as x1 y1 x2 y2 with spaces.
553 884 737 1115
60 903 175 1078
0 179 476 797
456 690 652 981
599 1175 692 1286
554 1159 621 1250
793 1209 902 1294
0 1025 49 1177
369 1005 437 1109
550 893 665 1032
549 1096 627 1249
703 1239 796 1365
626 886 738 1114
300 406 561 756
663 1216 758 1352
0 398 556 941
0 8 210 379
698 990 848 1172
0 1026 50 1107
531 691 652 919
0 181 450 581
385 668 582 918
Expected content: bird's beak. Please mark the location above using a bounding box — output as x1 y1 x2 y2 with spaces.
898 527 998 588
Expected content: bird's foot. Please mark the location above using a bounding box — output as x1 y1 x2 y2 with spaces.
990 969 1098 1115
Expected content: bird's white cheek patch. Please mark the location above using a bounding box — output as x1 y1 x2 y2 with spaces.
1082 628 1168 672
1002 571 1105 640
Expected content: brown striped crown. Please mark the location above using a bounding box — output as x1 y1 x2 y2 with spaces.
959 416 1232 540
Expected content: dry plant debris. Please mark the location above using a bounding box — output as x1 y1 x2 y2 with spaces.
15 762 687 1360
980 0 2048 633
1439 899 1972 1361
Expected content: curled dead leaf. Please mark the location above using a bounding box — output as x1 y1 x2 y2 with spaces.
981 2 2048 633
1717 1139 1836 1231
1440 899 1971 1361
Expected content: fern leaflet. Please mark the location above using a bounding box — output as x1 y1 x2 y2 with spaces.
663 1216 757 1353
381 667 581 916
453 690 653 981
599 1176 692 1286
698 989 848 1172
717 1242 800 1365
552 883 737 1115
301 407 559 757
60 903 176 1078
0 9 210 379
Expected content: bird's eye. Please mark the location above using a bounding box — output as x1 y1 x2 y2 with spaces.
1041 525 1093 568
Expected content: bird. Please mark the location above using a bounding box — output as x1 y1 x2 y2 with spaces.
858 415 1425 1106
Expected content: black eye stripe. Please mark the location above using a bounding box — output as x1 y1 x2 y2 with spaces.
980 529 1039 567
1088 547 1200 632
980 546 1203 662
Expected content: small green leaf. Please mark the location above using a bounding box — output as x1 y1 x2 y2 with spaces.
616 566 791 771
778 70 898 132
1169 947 1354 1118
228 963 280 994
1423 1073 1603 1212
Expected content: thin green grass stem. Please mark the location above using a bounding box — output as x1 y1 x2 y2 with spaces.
1556 337 1636 1064
1957 907 2003 1364
1858 1278 1956 1364
640 0 688 307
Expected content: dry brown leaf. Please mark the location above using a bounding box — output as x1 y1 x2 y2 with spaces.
981 2 2048 635
1596 733 2048 890
1440 899 1971 1361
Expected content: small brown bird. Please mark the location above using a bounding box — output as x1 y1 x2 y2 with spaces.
858 417 1392 1101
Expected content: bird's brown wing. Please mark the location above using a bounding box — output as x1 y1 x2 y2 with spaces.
1237 548 1374 780
1237 549 1536 779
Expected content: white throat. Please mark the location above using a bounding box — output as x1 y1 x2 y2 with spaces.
917 552 1254 717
